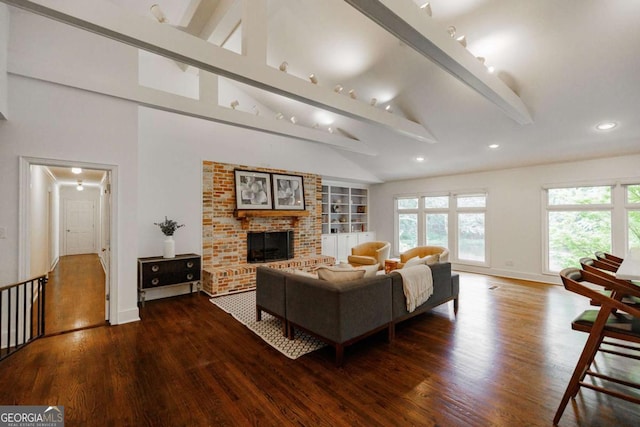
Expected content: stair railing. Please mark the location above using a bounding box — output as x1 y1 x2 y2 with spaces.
0 274 47 361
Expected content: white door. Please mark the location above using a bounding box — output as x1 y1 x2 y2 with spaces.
64 200 96 254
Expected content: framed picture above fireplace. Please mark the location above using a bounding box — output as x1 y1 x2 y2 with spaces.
272 173 305 210
234 169 273 210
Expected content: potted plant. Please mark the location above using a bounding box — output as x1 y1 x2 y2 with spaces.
154 216 184 258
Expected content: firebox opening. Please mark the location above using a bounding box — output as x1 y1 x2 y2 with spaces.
247 230 294 263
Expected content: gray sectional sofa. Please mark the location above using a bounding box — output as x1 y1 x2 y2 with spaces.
256 263 459 366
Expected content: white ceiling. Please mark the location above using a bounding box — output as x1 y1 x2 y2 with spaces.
108 0 640 181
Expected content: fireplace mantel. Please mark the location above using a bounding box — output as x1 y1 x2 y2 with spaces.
234 209 311 230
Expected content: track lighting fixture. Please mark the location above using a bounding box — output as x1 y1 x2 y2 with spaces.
275 112 284 120
309 73 318 84
279 61 288 72
150 4 167 23
370 98 377 106
477 57 486 65
349 89 357 99
252 105 260 116
334 84 344 93
420 2 432 17
447 26 456 38
290 116 297 124
230 100 239 109
456 35 467 47
385 105 393 113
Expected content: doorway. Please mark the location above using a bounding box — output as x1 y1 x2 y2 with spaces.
19 157 116 334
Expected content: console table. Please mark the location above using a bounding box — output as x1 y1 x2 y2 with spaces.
137 253 201 306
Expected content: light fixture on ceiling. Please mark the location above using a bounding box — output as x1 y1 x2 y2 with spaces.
279 61 288 72
385 105 393 113
290 116 297 124
150 4 167 23
415 156 425 162
334 84 344 94
477 57 486 65
456 35 467 47
328 127 334 134
275 112 284 120
349 89 357 99
230 100 239 109
596 121 617 131
488 143 500 149
76 180 84 191
487 65 495 73
309 73 318 84
420 2 432 17
447 26 456 38
370 98 378 106
71 167 82 174
252 105 260 116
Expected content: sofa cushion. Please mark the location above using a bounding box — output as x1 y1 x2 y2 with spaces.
316 265 366 283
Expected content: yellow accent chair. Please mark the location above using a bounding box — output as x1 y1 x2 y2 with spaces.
398 246 449 269
348 241 391 270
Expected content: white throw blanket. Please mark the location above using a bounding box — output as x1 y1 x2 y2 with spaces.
397 265 433 313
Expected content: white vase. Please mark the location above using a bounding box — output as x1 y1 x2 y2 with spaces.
163 235 175 258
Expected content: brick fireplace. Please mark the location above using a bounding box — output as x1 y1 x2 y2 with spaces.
201 161 334 296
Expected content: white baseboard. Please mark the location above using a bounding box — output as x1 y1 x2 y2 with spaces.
451 264 561 286
115 308 140 325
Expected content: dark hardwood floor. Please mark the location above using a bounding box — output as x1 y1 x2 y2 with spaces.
45 254 106 335
1 271 639 426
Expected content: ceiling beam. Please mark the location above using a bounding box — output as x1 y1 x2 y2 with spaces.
344 0 533 125
2 0 437 143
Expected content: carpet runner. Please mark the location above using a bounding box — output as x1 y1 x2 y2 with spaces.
210 290 326 359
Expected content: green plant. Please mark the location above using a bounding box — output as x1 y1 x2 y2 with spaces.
154 216 184 236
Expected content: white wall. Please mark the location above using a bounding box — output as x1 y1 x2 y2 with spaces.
370 154 640 284
29 165 54 277
0 4 7 119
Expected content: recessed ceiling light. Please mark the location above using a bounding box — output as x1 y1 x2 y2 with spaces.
71 167 82 174
488 144 500 149
596 121 617 131
416 156 425 162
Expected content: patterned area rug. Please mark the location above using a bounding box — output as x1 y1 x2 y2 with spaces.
209 291 326 359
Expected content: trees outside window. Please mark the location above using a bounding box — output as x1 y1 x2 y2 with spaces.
546 186 612 272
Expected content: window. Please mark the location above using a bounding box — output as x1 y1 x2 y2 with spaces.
394 192 487 265
545 186 612 272
626 184 640 250
396 198 418 253
456 194 486 263
424 196 448 248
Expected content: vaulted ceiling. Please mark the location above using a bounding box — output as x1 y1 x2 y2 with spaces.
8 0 640 182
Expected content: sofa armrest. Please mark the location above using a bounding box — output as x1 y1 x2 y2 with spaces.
391 262 454 320
285 275 392 343
256 266 287 319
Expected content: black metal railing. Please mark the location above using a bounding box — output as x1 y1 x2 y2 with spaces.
0 274 47 361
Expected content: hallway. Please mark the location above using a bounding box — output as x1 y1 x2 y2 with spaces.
45 254 106 335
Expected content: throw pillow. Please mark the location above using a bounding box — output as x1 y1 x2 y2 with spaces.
423 254 439 265
316 266 366 283
291 269 318 279
404 254 440 268
404 256 424 268
355 264 379 278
